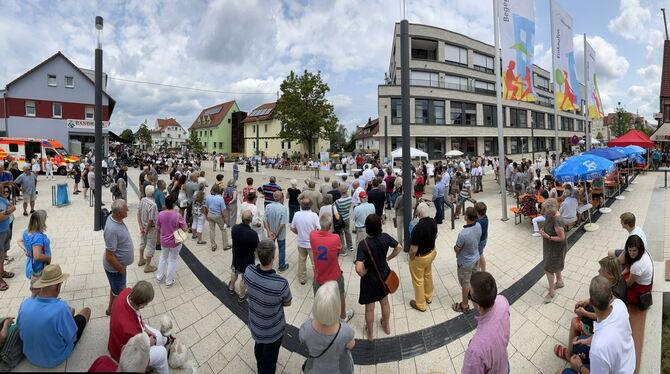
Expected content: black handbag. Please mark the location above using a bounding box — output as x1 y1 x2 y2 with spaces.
331 204 345 234
302 323 340 373
637 253 654 311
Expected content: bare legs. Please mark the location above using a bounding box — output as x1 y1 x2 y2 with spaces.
363 296 391 341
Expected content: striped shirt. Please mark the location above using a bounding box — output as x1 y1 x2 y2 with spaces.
334 195 352 221
258 183 283 204
137 197 157 227
244 264 292 344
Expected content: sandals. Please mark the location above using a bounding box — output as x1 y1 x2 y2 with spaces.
0 279 7 291
451 302 470 313
554 344 568 361
3 257 14 265
1 271 14 279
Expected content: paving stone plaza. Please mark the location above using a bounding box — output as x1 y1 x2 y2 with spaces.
1 165 667 373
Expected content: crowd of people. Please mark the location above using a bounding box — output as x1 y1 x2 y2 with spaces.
0 146 656 374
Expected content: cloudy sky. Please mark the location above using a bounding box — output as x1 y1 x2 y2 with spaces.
0 0 666 134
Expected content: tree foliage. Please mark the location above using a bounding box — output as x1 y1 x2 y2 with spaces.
596 131 604 141
633 118 654 136
136 122 152 148
188 130 204 153
328 124 348 152
274 70 339 156
610 106 632 138
119 129 134 143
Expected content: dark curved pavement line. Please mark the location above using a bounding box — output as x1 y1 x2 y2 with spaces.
129 175 630 364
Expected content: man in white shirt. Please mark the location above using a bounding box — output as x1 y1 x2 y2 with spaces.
350 181 364 207
362 165 375 186
558 276 635 374
290 197 320 285
619 212 648 248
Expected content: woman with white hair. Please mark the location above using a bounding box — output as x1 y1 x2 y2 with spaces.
299 281 355 373
88 332 150 372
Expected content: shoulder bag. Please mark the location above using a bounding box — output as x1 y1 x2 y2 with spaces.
331 205 344 234
364 239 399 294
302 323 341 373
173 213 188 245
637 252 654 311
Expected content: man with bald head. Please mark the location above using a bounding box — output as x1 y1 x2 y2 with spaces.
263 191 289 273
230 210 259 300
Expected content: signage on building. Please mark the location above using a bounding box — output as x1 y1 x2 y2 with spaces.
66 119 110 129
570 135 580 145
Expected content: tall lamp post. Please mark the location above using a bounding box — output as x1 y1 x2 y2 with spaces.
255 117 260 172
93 16 104 231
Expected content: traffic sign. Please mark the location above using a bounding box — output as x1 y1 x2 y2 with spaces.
570 135 580 145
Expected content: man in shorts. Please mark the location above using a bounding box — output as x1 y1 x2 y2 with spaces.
310 213 354 322
452 207 482 313
14 166 37 216
103 200 134 316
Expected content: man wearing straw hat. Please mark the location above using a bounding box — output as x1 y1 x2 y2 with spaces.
16 264 91 368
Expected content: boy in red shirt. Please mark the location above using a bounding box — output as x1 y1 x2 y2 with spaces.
310 214 354 322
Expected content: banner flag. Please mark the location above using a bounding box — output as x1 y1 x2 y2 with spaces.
584 39 604 119
319 152 330 171
550 0 581 112
499 0 537 102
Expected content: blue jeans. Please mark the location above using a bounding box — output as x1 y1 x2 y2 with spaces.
434 196 445 223
277 239 286 268
105 269 127 296
385 192 393 208
288 204 300 223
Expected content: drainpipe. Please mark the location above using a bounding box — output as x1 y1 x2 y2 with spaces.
3 90 8 136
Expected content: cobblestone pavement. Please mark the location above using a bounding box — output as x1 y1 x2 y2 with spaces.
2 166 666 373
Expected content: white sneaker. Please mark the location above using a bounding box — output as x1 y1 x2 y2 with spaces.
531 232 541 237
340 309 354 323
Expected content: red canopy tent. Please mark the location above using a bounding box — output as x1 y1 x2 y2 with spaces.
607 129 655 148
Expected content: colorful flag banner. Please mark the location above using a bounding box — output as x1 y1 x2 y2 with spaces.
584 39 604 119
499 0 537 102
550 0 581 112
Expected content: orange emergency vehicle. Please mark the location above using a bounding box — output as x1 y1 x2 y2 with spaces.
0 138 79 175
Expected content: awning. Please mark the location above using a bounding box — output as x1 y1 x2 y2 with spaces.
651 122 670 142
607 129 655 148
390 147 428 160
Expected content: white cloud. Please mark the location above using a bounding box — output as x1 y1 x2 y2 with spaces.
328 94 352 108
636 64 661 83
608 0 651 41
573 35 629 82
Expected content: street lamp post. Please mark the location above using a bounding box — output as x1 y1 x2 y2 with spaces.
255 117 260 172
93 16 104 231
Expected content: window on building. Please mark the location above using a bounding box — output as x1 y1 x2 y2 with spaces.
576 120 584 132
474 80 495 94
664 104 670 122
547 137 555 151
537 95 553 108
25 101 36 117
411 38 438 60
281 141 285 149
433 100 445 124
533 137 546 152
532 111 545 129
415 99 429 124
473 52 494 73
48 74 57 87
509 108 527 128
252 125 256 134
264 124 268 133
548 114 555 129
85 106 94 120
450 102 463 125
510 137 528 154
415 137 427 152
219 142 223 148
560 117 573 131
534 74 550 90
445 75 468 91
445 44 467 65
287 141 291 149
484 137 499 155
391 98 402 124
265 141 268 148
203 142 207 148
410 70 439 87
65 76 74 88
464 103 476 125
209 130 212 136
252 141 256 149
483 105 497 127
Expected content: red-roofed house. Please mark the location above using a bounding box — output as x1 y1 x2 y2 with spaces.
353 118 380 152
241 102 330 157
150 118 187 150
189 101 246 154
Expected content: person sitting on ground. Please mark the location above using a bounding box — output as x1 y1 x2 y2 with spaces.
299 280 355 374
17 264 91 368
554 276 635 374
310 214 354 323
107 281 171 374
554 255 626 362
461 272 510 374
609 235 653 306
88 332 150 372
452 207 482 313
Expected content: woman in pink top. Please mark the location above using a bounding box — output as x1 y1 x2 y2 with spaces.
155 196 187 286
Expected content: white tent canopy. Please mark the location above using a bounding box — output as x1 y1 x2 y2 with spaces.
390 147 428 161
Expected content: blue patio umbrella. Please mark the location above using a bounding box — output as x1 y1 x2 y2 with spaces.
552 154 616 183
584 148 627 163
625 145 646 154
610 146 637 160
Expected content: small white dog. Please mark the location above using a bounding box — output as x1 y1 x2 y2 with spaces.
160 314 198 373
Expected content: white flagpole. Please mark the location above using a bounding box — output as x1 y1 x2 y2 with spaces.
493 0 508 221
549 0 561 162
583 33 592 151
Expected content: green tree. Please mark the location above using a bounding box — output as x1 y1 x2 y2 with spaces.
119 129 134 143
596 131 604 141
188 130 204 153
328 124 348 152
274 70 339 156
610 106 631 138
136 123 152 148
343 128 357 152
633 119 654 136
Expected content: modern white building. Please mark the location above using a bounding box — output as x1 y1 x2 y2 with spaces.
150 118 187 150
376 23 593 161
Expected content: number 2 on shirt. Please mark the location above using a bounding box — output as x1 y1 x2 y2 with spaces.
316 246 328 261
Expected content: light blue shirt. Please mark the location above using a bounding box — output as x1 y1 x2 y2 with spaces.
352 202 375 228
205 194 226 215
0 197 13 232
432 180 446 200
264 202 288 240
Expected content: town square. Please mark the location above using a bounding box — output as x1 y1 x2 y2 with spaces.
0 1 669 373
